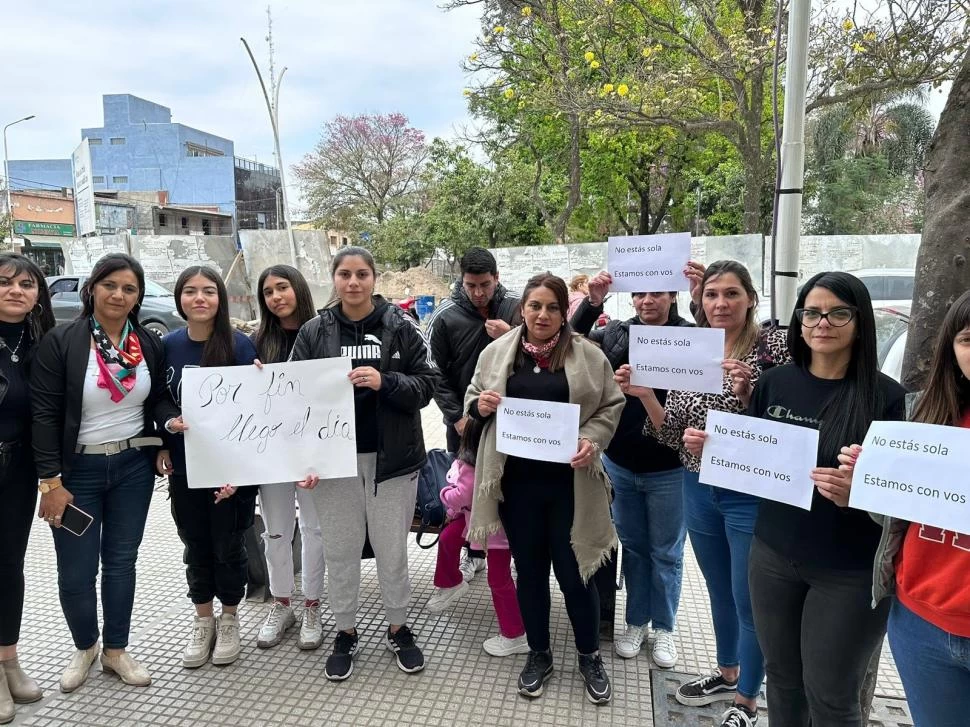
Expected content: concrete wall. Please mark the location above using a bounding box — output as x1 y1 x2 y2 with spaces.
239 229 334 311
59 233 255 320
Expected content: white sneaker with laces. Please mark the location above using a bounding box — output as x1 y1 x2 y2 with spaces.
459 554 486 583
256 601 296 649
482 634 530 657
614 624 647 659
652 629 678 668
182 616 216 668
426 582 469 613
212 613 242 665
298 605 324 650
59 642 100 693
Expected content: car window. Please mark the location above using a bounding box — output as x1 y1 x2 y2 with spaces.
888 276 914 301
144 279 172 297
860 276 887 300
49 278 79 295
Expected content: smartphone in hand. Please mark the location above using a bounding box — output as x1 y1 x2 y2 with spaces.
60 504 94 537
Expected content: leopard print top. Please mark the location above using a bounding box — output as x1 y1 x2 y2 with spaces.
647 327 791 472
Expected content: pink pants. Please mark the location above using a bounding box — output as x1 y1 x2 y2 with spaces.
434 515 525 639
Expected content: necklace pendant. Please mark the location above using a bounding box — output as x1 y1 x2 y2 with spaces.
533 365 541 374
9 353 19 363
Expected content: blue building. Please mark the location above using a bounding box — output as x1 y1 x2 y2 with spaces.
9 94 239 220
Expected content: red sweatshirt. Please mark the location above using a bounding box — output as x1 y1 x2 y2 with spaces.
895 409 970 637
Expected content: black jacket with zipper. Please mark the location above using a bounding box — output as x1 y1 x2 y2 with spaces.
289 296 439 485
30 318 179 481
570 296 693 473
426 282 521 426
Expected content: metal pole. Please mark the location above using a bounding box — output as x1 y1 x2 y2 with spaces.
2 115 35 245
241 38 299 268
773 0 811 324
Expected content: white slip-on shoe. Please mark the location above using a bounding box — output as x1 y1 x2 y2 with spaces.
59 642 100 693
100 651 151 686
482 634 530 657
426 582 469 613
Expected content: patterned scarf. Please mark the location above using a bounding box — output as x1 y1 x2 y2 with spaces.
521 330 561 369
90 317 143 403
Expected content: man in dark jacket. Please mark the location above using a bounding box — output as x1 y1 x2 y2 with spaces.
570 271 691 670
426 247 520 582
426 247 521 453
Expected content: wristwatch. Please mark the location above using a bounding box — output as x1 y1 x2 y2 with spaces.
38 478 62 494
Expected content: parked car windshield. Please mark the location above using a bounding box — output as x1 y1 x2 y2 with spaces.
144 279 172 297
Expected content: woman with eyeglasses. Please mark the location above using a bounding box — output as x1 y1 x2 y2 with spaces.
689 272 906 726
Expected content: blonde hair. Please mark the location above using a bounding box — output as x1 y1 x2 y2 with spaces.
569 274 589 293
694 260 760 360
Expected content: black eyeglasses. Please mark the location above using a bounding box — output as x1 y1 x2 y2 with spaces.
795 306 857 328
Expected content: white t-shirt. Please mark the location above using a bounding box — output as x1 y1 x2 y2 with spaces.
77 349 151 445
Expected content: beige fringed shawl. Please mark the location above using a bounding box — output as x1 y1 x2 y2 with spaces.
465 327 625 582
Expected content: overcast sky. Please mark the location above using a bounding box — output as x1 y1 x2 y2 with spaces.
4 1 482 181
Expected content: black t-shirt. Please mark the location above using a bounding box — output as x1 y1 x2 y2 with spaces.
333 302 388 454
749 363 907 570
0 321 30 442
501 356 573 487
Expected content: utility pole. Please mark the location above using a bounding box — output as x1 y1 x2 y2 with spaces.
771 0 811 324
3 115 35 245
242 6 299 267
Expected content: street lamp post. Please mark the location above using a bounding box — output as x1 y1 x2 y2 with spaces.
3 115 36 245
241 38 299 268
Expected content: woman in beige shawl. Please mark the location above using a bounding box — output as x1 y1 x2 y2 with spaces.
465 273 623 705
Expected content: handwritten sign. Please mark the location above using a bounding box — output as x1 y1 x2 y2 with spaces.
496 397 581 464
182 358 357 488
699 411 819 509
629 325 725 394
849 421 970 532
608 232 691 293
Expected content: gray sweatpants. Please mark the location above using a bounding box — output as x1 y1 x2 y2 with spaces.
311 453 419 631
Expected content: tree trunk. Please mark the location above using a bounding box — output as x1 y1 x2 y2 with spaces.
740 140 766 234
902 49 970 390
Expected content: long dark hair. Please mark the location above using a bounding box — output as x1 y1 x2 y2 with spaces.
789 271 882 464
912 290 970 426
174 266 235 367
457 416 485 467
694 260 760 359
518 272 572 372
80 253 146 323
0 254 55 342
254 265 315 363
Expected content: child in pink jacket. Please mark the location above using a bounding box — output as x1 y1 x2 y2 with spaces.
426 417 527 656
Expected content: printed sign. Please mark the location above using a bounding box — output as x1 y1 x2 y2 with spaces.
629 325 725 394
699 411 819 509
607 232 691 293
182 358 357 488
496 397 581 464
849 421 970 532
72 139 96 236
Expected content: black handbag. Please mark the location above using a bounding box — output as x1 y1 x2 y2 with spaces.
414 448 455 548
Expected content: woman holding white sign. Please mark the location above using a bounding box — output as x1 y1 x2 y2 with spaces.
845 290 970 727
466 272 624 705
616 259 788 727
289 246 438 682
156 266 259 669
31 253 178 692
703 272 904 727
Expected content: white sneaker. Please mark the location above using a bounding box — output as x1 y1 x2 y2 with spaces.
459 554 486 583
256 601 296 649
482 634 530 657
212 613 242 666
614 624 647 659
426 582 469 613
182 616 216 668
298 604 324 650
59 642 100 693
652 629 678 668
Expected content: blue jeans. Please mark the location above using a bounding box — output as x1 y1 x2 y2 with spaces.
683 469 764 699
604 455 685 631
53 448 154 650
889 599 970 727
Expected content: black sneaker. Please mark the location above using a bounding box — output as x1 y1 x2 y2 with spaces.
578 652 612 704
720 704 759 726
675 668 739 706
324 630 359 682
386 625 425 673
518 650 554 698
